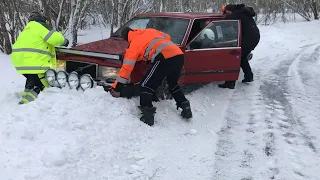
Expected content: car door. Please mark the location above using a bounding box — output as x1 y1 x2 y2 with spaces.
182 20 241 84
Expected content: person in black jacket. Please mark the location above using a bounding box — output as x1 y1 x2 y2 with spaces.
218 4 260 89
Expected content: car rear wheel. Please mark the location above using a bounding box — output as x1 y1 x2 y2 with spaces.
156 78 173 100
155 79 211 101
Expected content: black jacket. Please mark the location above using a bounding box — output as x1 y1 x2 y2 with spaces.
225 6 260 50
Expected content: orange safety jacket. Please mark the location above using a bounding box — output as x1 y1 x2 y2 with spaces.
112 28 183 90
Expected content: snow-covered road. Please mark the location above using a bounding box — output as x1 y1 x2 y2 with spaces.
0 20 320 180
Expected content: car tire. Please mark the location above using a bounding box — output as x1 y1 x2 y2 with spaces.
156 78 173 100
155 80 210 101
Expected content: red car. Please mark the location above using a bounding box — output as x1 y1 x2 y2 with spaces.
53 12 248 99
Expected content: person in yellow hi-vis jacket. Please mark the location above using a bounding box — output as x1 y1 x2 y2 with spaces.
10 12 69 104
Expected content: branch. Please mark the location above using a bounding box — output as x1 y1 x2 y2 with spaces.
56 0 65 29
76 0 89 30
281 0 311 21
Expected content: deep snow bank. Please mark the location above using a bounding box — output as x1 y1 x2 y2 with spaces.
1 19 320 180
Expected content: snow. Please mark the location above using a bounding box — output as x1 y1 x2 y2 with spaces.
1 20 320 180
77 25 118 45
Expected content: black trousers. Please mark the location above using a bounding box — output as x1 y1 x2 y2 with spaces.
140 53 187 107
224 39 259 85
23 74 45 94
241 36 260 79
240 51 253 79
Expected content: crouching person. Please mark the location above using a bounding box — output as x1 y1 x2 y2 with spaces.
109 27 193 126
10 11 69 104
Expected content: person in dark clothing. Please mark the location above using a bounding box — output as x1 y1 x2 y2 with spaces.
219 4 260 89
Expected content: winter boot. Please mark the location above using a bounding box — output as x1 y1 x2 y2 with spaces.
138 106 157 126
218 81 236 89
242 75 254 83
177 100 193 119
242 78 254 83
242 68 254 83
152 93 159 102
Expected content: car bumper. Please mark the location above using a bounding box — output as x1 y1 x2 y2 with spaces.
52 60 140 98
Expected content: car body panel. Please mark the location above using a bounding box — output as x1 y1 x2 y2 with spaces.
181 19 242 84
71 37 128 55
182 47 241 84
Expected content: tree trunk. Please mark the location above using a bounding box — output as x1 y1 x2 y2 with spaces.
110 0 115 36
0 10 12 54
39 0 51 24
68 0 75 45
56 0 65 30
72 1 81 47
311 0 319 19
4 37 12 54
255 0 259 22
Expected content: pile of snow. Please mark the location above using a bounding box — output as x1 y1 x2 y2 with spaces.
1 20 320 180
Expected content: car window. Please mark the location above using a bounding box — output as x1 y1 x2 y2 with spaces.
186 19 208 44
126 18 150 29
188 20 239 50
113 17 190 45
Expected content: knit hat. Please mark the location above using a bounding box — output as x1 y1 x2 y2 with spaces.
225 4 245 12
120 27 133 41
28 11 47 23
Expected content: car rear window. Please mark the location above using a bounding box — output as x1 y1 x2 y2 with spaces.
113 17 190 45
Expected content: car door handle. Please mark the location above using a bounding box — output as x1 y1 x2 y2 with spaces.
229 50 240 55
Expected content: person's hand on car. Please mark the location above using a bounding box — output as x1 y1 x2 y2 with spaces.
63 38 69 47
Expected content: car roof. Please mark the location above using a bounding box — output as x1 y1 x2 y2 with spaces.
136 12 225 19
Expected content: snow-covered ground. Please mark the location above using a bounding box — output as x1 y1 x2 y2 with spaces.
1 20 320 180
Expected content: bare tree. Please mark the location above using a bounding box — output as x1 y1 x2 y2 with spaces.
310 0 319 19
0 0 319 54
67 0 89 47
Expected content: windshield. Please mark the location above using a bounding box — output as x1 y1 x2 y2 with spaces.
112 16 190 45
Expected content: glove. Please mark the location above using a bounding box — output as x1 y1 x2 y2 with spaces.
246 53 253 61
63 38 69 47
109 88 121 98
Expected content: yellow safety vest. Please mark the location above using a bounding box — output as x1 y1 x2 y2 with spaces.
10 21 66 74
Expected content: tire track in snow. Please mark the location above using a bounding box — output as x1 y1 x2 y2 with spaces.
212 44 320 180
291 45 320 132
212 81 269 180
259 44 320 180
212 82 287 179
242 90 277 179
261 100 280 179
287 44 320 153
261 81 306 179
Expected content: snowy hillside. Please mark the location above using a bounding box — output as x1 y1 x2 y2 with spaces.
1 20 320 180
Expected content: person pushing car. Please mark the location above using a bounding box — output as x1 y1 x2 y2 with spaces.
219 3 260 89
10 11 69 104
109 27 193 126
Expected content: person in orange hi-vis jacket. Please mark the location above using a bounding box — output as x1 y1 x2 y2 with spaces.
109 27 193 126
